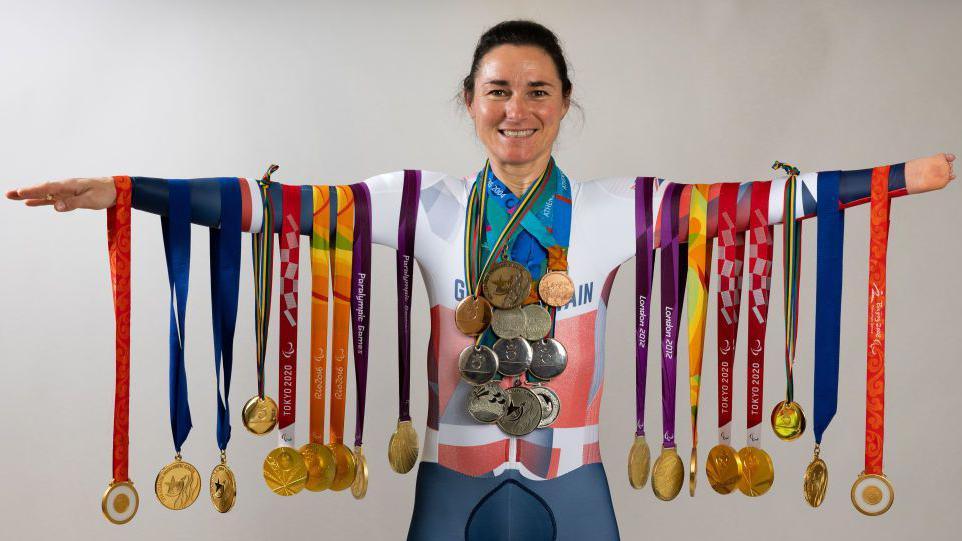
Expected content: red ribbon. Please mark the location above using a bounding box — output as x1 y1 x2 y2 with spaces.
108 176 132 482
865 166 890 474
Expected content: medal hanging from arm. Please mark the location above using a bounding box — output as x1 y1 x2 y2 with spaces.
685 184 714 497
208 178 242 512
300 186 337 492
706 182 747 495
388 170 422 474
628 176 656 489
262 184 309 496
156 180 202 511
349 182 373 499
771 161 808 441
101 176 138 524
804 171 845 507
851 166 895 516
243 166 279 436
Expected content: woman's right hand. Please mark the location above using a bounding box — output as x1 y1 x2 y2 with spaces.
5 177 117 211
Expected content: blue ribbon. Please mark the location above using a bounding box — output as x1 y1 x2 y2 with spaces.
161 180 193 452
813 171 844 444
210 178 241 451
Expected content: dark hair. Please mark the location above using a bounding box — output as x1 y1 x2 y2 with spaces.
461 20 573 104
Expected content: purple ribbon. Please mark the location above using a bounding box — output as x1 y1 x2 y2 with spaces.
659 183 687 448
350 182 372 447
396 170 421 422
634 177 655 437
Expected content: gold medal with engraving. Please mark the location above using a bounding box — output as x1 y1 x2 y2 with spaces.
102 481 139 524
262 446 308 496
651 447 684 501
689 447 697 497
705 444 743 495
155 455 202 510
329 442 357 491
803 445 828 508
627 435 651 489
351 445 369 500
482 260 531 310
299 442 336 492
851 472 894 516
388 419 420 474
770 400 806 441
455 295 493 336
242 395 278 435
538 270 575 307
209 453 236 513
736 446 774 497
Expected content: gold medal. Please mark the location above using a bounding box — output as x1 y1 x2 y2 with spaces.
155 455 202 510
299 442 336 492
803 446 828 508
482 260 531 309
770 400 806 441
455 295 493 336
651 447 684 501
351 446 369 500
689 447 697 497
209 454 237 513
538 270 575 307
851 473 894 516
627 436 652 489
262 446 308 496
736 446 774 497
705 444 743 495
102 480 139 525
388 419 420 474
329 442 357 491
242 395 278 435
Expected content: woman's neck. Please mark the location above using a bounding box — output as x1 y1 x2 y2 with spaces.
489 155 552 197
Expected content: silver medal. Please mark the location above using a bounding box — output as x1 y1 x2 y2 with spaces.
528 337 568 380
496 386 542 436
521 304 552 341
491 307 526 339
458 345 499 385
467 381 508 423
530 385 562 428
492 337 533 377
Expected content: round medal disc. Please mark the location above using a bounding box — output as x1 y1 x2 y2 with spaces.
388 419 420 474
467 381 508 423
803 454 829 508
328 442 358 491
736 446 775 497
493 337 533 377
299 442 336 492
496 386 542 436
851 473 894 516
705 444 744 495
262 446 308 496
482 260 531 309
651 447 684 501
155 457 202 510
770 400 806 441
455 295 493 336
209 462 237 513
242 395 278 435
689 447 698 497
538 270 575 307
528 338 568 380
530 385 561 428
102 480 139 525
351 446 369 500
521 304 552 341
627 436 652 489
458 344 499 385
491 307 527 339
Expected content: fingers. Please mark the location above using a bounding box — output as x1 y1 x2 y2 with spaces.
8 178 84 201
944 152 956 162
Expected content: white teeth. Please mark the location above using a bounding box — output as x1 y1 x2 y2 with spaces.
501 129 535 137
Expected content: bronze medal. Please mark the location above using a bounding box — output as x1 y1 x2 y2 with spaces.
538 270 575 307
482 260 531 309
328 442 357 491
102 481 139 525
467 381 508 423
242 395 278 435
351 446 369 500
770 400 806 441
493 337 533 377
627 436 652 489
803 448 828 508
530 385 561 428
651 447 684 501
491 307 526 339
850 473 894 516
496 386 542 436
521 304 552 341
705 444 743 495
689 447 697 497
299 442 336 492
455 295 492 336
155 456 202 510
209 458 237 513
736 446 774 497
458 344 499 385
262 446 308 496
387 419 420 474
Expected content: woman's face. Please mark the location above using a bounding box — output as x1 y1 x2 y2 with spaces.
466 45 570 170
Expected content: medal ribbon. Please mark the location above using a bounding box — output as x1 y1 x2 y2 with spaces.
813 171 844 445
161 180 193 453
746 181 774 447
108 176 133 481
776 162 803 404
330 185 355 445
865 166 891 475
686 184 713 448
252 170 276 399
634 177 655 437
659 183 687 448
309 186 332 445
397 170 420 422
277 184 301 446
211 178 241 451
351 182 372 446
716 183 747 444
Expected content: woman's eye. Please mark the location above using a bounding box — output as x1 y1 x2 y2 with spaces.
488 89 508 97
531 90 549 98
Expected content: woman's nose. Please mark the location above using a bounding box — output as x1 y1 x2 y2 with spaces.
503 94 530 120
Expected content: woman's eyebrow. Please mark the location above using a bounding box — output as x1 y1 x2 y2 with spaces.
480 79 555 87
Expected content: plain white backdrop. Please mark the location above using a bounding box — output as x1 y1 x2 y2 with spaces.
1 1 960 539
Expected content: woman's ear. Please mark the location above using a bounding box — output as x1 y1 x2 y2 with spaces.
561 95 571 118
464 90 475 119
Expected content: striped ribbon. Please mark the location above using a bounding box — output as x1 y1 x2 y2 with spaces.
775 161 802 403
251 166 277 398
